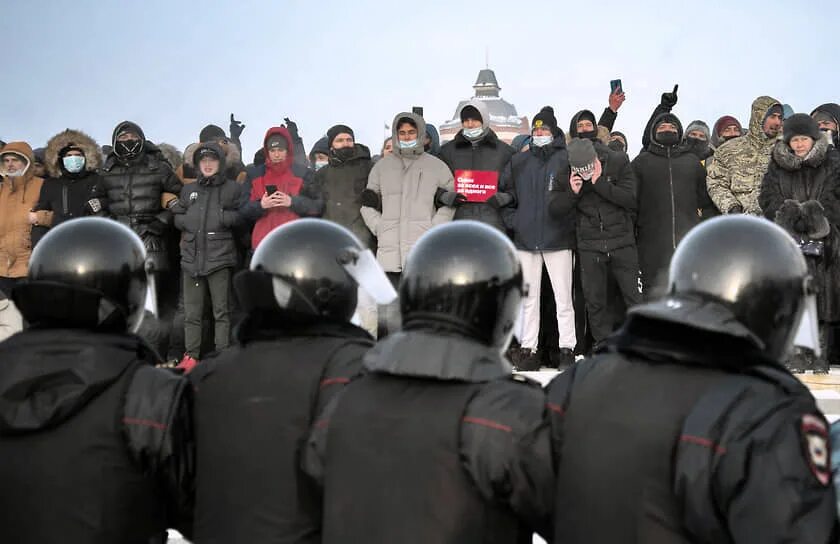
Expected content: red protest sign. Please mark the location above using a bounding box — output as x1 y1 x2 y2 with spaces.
454 170 499 202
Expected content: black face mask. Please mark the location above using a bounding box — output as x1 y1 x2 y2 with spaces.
720 134 740 143
115 139 142 159
608 140 626 153
655 131 680 147
577 129 598 141
333 147 355 162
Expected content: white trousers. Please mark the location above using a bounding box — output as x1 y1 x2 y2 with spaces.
517 250 576 350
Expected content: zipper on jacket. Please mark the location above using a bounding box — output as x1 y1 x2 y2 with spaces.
62 184 69 216
667 147 676 249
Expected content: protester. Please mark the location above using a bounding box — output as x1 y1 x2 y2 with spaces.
172 142 244 370
31 129 107 246
812 103 840 148
242 127 323 249
608 130 628 153
361 112 455 336
500 106 576 370
0 142 44 295
710 115 744 149
683 119 713 161
438 99 516 231
759 113 840 373
308 136 330 171
707 96 783 215
631 113 714 298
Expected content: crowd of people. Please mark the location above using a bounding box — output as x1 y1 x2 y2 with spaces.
1 86 839 377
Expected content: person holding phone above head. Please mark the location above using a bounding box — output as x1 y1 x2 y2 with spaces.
242 127 324 249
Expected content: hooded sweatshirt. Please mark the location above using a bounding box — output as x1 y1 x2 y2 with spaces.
706 96 781 215
361 112 455 272
0 142 43 278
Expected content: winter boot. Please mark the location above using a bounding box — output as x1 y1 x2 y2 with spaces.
784 348 808 374
551 348 575 370
515 348 541 371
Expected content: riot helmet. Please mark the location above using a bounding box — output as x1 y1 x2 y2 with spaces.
12 217 151 332
667 215 814 363
399 220 524 353
235 218 395 323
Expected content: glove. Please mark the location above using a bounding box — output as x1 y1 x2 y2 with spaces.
85 198 103 214
283 117 300 141
728 204 743 214
360 189 382 211
660 84 678 109
436 191 467 208
230 113 245 140
486 192 513 209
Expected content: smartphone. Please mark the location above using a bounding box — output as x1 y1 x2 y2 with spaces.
610 79 622 94
412 106 424 118
266 185 278 195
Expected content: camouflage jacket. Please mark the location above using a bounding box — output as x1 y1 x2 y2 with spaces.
706 96 781 215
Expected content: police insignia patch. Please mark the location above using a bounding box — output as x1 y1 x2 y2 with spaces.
801 413 831 485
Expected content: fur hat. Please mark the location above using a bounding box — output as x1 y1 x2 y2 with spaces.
784 113 821 144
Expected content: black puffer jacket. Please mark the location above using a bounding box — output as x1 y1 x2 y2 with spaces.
631 114 714 294
759 140 840 321
439 129 515 231
304 330 555 541
500 137 576 251
101 121 183 269
315 144 375 248
174 143 245 277
551 114 637 252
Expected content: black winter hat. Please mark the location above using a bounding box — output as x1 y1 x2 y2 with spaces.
194 144 222 166
200 124 227 143
783 113 821 144
309 136 330 162
532 106 560 138
327 124 354 148
460 105 482 123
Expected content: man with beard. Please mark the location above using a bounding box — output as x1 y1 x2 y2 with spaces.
707 96 783 215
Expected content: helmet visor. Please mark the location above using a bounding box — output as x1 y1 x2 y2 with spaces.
340 248 397 305
793 293 821 357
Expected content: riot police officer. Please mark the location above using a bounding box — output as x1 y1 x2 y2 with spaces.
0 217 194 543
304 220 554 543
191 218 396 543
548 215 838 542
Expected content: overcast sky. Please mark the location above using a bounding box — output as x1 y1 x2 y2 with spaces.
3 0 837 160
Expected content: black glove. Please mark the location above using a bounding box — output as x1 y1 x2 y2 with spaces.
360 189 382 211
728 204 743 214
660 84 678 109
284 117 300 141
145 218 168 237
230 114 245 140
437 190 467 208
486 192 513 209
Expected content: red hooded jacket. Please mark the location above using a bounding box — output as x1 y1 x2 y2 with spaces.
250 127 304 248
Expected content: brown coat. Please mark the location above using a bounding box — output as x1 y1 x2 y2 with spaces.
0 142 44 278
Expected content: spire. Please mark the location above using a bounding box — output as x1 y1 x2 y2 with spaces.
473 67 500 98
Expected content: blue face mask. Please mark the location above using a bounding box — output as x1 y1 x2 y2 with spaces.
532 135 553 148
463 127 484 140
314 160 328 171
62 155 86 173
399 139 418 149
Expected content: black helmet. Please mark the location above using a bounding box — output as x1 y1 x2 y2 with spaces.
12 217 149 332
237 219 374 322
400 220 524 352
668 215 810 362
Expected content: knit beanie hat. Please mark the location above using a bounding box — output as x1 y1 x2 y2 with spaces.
532 106 560 138
200 124 227 143
327 124 354 148
567 138 597 180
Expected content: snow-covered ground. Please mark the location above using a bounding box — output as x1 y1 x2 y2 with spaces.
167 367 840 543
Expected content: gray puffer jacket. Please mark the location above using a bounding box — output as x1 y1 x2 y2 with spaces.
361 112 455 272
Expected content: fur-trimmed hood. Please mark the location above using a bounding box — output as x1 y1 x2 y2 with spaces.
772 137 830 172
44 129 101 178
157 143 183 170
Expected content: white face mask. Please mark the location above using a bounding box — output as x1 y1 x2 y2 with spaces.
532 135 553 148
463 127 484 140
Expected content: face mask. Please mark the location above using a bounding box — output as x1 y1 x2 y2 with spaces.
720 134 739 143
686 136 709 149
577 130 598 141
463 127 484 140
399 139 418 149
314 160 328 171
334 147 355 162
656 131 680 147
5 170 24 177
608 140 626 152
63 155 86 173
116 139 142 158
532 135 553 148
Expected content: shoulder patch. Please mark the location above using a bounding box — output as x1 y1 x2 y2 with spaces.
801 413 831 486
